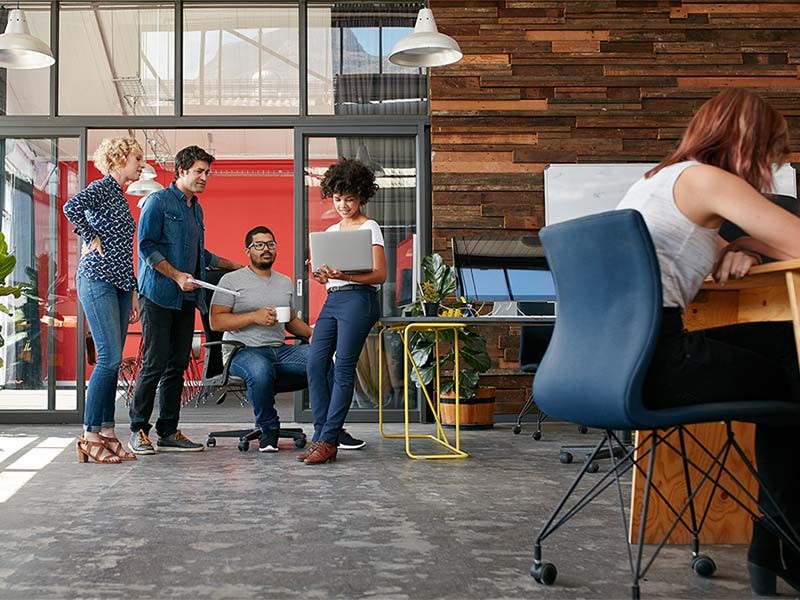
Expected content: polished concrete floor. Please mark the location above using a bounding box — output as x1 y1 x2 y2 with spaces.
0 404 789 599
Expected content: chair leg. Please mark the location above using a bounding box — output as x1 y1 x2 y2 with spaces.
512 393 537 435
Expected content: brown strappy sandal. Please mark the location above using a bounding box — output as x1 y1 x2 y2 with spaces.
99 434 137 461
76 437 121 464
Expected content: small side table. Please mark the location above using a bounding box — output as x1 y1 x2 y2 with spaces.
378 318 469 459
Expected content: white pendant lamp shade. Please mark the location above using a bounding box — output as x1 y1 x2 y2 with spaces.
388 9 462 68
139 163 157 180
126 177 163 197
0 9 55 70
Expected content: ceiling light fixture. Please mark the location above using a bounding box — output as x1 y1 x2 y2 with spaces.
0 6 55 70
388 9 462 68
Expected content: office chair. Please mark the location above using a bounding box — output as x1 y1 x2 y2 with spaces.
201 338 308 452
198 267 307 452
512 323 553 438
529 209 800 598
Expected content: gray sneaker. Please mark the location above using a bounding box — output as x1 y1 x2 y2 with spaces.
128 429 156 455
157 430 204 452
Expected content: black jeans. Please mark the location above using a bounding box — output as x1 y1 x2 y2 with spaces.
129 297 196 437
645 308 800 531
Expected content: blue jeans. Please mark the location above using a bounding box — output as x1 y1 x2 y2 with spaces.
77 274 132 433
229 343 311 432
307 287 380 444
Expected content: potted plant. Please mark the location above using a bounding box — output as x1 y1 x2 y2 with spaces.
0 232 22 368
409 253 495 427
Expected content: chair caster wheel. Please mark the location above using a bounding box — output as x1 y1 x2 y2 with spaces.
691 554 716 578
206 437 216 448
531 562 557 585
559 451 573 464
512 424 521 435
532 431 542 441
295 436 307 449
578 425 588 434
238 440 249 452
586 461 599 473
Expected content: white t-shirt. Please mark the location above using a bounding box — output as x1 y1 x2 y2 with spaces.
616 161 718 309
325 219 384 291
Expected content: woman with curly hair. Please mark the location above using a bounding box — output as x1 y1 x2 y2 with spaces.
301 158 386 465
64 137 144 464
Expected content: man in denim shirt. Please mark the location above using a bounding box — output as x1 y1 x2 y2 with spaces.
129 146 243 455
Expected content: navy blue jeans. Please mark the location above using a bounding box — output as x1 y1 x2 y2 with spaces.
77 274 132 432
307 287 380 444
129 297 195 437
229 343 310 432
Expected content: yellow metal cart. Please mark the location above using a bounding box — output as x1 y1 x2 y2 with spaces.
378 317 469 460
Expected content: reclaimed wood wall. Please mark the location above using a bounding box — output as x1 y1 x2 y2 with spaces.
428 0 800 415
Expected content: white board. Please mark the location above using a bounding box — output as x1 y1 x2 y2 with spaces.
544 163 797 225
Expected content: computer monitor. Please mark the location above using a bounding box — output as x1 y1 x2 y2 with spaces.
452 236 556 317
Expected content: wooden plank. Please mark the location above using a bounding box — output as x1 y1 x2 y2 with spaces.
525 29 610 41
431 100 548 111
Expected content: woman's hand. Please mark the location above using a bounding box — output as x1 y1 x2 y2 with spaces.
82 236 104 258
713 246 761 285
129 294 140 324
319 264 347 281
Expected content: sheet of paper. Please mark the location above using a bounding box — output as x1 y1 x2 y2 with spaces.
188 278 241 297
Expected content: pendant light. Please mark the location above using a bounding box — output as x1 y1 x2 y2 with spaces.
0 6 55 70
388 9 462 68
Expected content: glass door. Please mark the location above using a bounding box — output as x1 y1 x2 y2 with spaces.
0 135 84 423
295 130 423 423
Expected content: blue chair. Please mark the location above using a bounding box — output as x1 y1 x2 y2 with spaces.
530 209 800 599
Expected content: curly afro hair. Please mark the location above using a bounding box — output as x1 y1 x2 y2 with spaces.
319 158 379 205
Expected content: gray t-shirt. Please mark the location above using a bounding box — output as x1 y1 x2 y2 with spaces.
210 267 294 347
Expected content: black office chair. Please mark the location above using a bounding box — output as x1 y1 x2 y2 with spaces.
198 267 307 452
529 209 800 598
201 338 308 452
512 323 553 438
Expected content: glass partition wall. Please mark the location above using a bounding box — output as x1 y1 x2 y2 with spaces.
0 1 430 424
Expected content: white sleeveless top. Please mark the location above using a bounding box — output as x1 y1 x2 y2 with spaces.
616 161 718 309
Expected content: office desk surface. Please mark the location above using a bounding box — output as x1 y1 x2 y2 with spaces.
380 316 555 325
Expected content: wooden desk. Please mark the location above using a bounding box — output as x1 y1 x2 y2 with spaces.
630 258 800 544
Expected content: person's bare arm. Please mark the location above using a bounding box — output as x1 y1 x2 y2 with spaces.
153 259 199 292
286 312 313 340
210 304 276 332
675 164 800 260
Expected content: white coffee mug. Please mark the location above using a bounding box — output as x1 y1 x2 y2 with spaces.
275 306 291 323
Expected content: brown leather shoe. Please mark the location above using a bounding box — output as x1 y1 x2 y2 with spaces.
296 441 320 462
303 440 337 465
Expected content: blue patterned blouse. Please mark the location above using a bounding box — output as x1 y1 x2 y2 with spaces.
63 174 137 291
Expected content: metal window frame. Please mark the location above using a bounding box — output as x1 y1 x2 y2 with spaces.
0 0 431 424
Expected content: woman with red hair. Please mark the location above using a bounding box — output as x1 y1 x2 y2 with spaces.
618 88 800 596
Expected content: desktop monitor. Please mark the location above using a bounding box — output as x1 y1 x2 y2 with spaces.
452 236 556 317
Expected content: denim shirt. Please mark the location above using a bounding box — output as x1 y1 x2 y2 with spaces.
137 183 219 312
63 174 137 291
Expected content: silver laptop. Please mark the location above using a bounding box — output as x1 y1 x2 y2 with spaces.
309 229 374 273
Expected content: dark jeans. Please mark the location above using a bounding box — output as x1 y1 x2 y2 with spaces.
645 308 800 531
229 343 311 432
129 296 195 438
307 287 380 444
77 274 132 432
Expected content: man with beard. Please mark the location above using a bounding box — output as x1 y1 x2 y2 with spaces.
209 226 314 452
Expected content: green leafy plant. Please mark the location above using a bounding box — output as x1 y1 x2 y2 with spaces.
409 253 491 399
0 232 22 368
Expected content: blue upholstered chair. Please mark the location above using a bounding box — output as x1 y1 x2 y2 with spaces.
530 209 800 599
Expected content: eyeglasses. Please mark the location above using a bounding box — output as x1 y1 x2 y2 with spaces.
247 241 277 251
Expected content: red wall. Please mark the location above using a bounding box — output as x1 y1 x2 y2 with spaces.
64 159 296 379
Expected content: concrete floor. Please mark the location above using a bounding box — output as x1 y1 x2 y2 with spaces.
0 408 789 599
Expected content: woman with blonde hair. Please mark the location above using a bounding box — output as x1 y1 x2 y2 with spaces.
64 137 144 464
617 88 800 595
